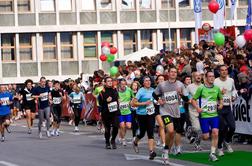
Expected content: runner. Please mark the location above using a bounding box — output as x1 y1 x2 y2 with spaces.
192 71 223 162
132 76 157 160
50 81 64 136
20 79 36 134
32 77 52 139
187 72 203 151
69 84 86 132
214 65 237 156
153 67 187 162
98 76 119 149
0 85 13 142
118 78 134 146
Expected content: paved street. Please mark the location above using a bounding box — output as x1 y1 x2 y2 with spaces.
0 119 251 166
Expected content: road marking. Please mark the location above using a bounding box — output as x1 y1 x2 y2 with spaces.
124 154 184 166
0 161 19 166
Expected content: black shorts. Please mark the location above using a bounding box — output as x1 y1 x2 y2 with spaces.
154 104 160 116
0 114 10 124
52 105 62 123
24 104 36 113
162 115 183 134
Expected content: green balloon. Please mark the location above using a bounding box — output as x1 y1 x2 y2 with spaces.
110 66 118 76
107 54 115 62
214 32 225 46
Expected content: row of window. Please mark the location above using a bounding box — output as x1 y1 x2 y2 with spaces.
0 30 193 61
0 0 249 13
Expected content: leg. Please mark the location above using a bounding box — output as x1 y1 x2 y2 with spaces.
38 109 45 133
25 109 31 129
225 110 236 144
44 107 51 131
131 111 138 138
146 115 155 152
156 115 165 146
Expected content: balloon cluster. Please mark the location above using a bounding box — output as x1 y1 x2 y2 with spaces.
235 29 252 48
208 0 220 14
99 41 118 63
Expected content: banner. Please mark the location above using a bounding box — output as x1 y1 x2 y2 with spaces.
198 29 213 42
194 0 202 44
246 0 252 30
232 95 252 135
230 0 236 20
213 0 225 29
219 26 236 39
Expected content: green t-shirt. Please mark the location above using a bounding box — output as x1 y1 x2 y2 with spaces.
94 86 103 106
118 87 133 115
193 85 222 118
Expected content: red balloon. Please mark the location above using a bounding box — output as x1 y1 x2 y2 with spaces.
202 23 211 32
208 1 220 14
100 54 107 61
101 41 110 48
110 47 118 54
244 29 252 41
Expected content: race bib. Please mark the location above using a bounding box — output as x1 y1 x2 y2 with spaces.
108 101 118 113
146 103 155 115
0 97 9 106
164 91 178 104
119 102 129 110
26 93 33 101
73 95 81 104
40 92 48 101
53 97 61 104
206 101 217 113
223 95 231 106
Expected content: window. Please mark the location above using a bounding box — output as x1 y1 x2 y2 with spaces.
123 31 137 55
239 0 248 6
0 0 13 12
1 34 15 61
101 31 114 46
42 33 56 60
202 0 209 7
19 33 33 61
141 30 152 49
83 32 97 58
139 0 151 9
40 0 55 11
161 29 177 51
18 0 31 12
180 28 193 48
61 32 73 59
121 0 135 10
59 0 71 11
161 0 175 9
179 0 190 8
98 0 112 10
81 0 95 10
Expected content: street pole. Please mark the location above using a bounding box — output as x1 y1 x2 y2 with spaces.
168 0 172 51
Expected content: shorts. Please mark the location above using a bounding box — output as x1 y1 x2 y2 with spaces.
24 104 36 113
13 101 20 109
154 104 160 116
52 105 62 124
119 114 132 123
162 115 184 134
199 116 219 134
0 114 10 124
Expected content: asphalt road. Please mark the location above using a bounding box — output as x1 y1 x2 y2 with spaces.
0 119 251 166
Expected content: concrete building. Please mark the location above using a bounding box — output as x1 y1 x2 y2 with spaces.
0 0 249 83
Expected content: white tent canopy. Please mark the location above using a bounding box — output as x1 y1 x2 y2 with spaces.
117 47 159 62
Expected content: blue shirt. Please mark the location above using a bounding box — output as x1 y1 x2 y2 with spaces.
69 92 85 109
136 87 154 115
33 86 50 109
0 92 13 115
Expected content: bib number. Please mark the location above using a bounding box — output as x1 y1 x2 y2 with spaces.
164 91 178 104
26 94 33 101
73 96 81 104
206 101 217 113
40 92 48 101
53 97 61 104
223 95 231 106
119 102 129 110
146 104 155 115
1 97 9 106
108 102 118 113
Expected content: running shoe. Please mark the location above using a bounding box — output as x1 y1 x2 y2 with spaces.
50 130 55 136
175 146 182 155
224 142 234 153
209 153 218 162
55 130 59 136
5 125 11 133
189 137 196 144
162 149 169 162
105 143 111 149
217 148 224 156
149 151 157 160
39 132 42 139
122 139 127 146
1 136 5 142
194 144 202 151
46 130 51 137
132 140 139 153
111 140 117 149
74 126 79 132
28 129 32 134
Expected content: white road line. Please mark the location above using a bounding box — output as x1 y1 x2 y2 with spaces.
0 161 19 166
124 154 184 166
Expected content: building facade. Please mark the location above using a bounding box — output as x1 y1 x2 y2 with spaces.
0 0 249 83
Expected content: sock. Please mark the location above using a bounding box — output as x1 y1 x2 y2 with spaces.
211 146 216 154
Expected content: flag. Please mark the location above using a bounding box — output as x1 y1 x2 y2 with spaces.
194 0 202 29
177 0 187 3
246 0 252 30
230 0 236 20
213 0 226 29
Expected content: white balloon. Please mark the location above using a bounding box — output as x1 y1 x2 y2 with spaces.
156 65 164 74
102 46 110 55
235 35 246 48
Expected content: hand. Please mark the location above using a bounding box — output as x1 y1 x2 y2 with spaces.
107 96 112 102
218 104 223 110
196 107 203 113
158 98 165 105
222 88 227 94
0 100 3 105
145 100 152 106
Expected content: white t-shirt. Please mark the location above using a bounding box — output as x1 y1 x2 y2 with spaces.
196 61 204 74
187 83 202 113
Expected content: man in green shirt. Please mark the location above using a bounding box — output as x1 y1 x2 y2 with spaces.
192 71 223 162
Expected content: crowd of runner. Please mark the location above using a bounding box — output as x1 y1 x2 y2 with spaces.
0 39 252 163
